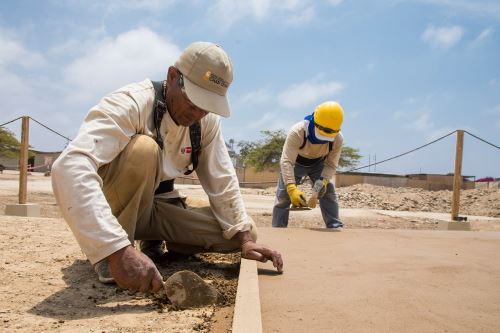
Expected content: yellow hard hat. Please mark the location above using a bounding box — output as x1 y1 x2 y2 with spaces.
313 101 344 138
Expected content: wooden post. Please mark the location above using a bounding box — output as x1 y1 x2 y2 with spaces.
18 116 29 204
451 130 464 221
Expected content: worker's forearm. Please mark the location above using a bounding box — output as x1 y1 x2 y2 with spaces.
234 231 254 248
280 160 296 185
51 151 130 264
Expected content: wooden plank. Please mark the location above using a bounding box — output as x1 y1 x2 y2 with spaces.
18 116 29 204
451 130 464 220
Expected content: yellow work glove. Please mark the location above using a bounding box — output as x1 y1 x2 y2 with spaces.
286 184 307 207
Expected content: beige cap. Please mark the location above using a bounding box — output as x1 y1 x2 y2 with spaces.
175 42 233 117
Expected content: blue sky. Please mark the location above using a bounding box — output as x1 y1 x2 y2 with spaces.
1 0 499 178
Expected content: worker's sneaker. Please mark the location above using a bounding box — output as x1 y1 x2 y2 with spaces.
139 240 166 261
327 221 344 229
93 259 115 284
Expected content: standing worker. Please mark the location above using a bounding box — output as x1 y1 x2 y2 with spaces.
272 101 344 228
52 42 283 293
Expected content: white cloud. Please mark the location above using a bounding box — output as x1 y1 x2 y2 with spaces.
277 79 344 109
285 6 315 26
426 127 456 142
206 0 271 30
471 26 494 46
412 0 500 19
0 67 71 152
0 67 32 117
48 26 107 58
1 27 181 150
103 0 177 11
0 29 45 68
325 0 345 6
413 113 434 131
60 0 177 12
248 111 279 129
63 27 181 103
206 0 314 30
421 25 464 49
0 29 48 127
394 96 436 129
0 67 24 92
476 27 493 41
239 88 273 105
244 110 296 134
493 104 500 129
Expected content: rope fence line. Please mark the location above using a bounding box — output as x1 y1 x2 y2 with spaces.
339 130 459 174
0 163 51 172
0 117 23 128
29 117 73 142
1 116 72 142
1 116 499 181
464 130 500 150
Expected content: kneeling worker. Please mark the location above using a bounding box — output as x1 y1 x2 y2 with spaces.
52 42 283 293
272 101 344 229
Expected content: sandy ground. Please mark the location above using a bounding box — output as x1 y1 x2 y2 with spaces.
257 228 500 333
0 172 235 333
0 215 237 333
0 171 499 332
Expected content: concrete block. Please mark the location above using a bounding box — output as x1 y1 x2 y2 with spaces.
4 203 40 217
437 221 471 231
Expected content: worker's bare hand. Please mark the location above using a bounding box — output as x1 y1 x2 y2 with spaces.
107 245 164 293
241 241 284 273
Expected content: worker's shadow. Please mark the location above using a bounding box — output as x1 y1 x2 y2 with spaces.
257 268 283 276
307 227 342 232
28 259 159 321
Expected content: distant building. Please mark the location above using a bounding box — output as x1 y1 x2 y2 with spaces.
29 150 62 172
336 172 475 191
475 177 499 189
0 150 61 172
177 168 477 191
0 156 18 170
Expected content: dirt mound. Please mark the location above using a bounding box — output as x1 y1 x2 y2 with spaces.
261 183 500 218
336 184 500 217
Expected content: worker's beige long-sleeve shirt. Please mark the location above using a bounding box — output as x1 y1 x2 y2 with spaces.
51 79 251 264
280 120 344 185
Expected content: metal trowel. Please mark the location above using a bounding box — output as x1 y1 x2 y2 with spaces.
288 205 312 211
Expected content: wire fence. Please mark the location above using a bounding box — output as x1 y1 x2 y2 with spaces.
0 117 23 128
339 130 459 174
28 117 72 142
464 130 500 150
1 116 499 179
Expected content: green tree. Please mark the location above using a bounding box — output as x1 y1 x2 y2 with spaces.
238 130 285 171
339 146 362 171
238 129 362 171
0 127 21 158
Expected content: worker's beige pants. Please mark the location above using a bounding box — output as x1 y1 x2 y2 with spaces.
98 135 257 254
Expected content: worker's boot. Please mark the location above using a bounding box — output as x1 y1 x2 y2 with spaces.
326 220 344 229
139 240 166 261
